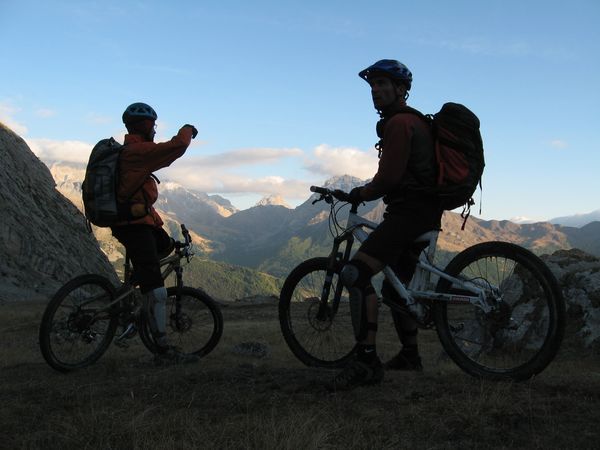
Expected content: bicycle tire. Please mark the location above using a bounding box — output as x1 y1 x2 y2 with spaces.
39 274 118 372
433 241 565 381
279 257 356 368
138 286 223 357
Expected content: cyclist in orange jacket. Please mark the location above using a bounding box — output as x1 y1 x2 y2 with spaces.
111 102 198 364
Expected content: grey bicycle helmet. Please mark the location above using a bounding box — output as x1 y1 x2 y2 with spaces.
122 102 158 124
358 59 412 90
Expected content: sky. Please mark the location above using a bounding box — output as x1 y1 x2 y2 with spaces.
1 0 599 222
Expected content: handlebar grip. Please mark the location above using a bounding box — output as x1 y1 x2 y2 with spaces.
310 186 328 194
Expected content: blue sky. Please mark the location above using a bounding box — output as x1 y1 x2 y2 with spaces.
1 0 599 221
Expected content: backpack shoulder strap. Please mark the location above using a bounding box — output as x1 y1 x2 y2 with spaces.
396 105 427 118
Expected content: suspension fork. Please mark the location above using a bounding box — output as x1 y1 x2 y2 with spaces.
173 263 184 318
317 233 354 319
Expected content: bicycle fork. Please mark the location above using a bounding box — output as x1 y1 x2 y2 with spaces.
316 234 355 320
169 265 188 331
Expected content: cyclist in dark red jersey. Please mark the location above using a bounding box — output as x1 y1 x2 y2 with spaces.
330 60 443 390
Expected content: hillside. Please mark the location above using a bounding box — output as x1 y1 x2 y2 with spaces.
182 258 282 302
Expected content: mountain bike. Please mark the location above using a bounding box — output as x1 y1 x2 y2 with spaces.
39 224 223 372
279 187 565 381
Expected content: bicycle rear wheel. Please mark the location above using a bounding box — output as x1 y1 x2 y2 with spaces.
279 257 356 368
434 242 565 381
139 286 223 357
39 274 118 372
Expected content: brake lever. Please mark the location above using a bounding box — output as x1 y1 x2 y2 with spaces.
312 194 325 205
312 193 334 205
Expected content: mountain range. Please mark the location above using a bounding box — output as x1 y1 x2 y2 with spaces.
46 162 600 278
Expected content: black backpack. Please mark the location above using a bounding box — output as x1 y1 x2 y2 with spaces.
388 103 484 226
82 138 131 227
427 102 485 213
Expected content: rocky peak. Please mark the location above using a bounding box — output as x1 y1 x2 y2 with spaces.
0 123 116 302
322 174 363 192
255 194 290 208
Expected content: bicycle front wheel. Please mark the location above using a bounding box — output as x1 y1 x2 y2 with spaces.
434 242 565 381
139 286 223 357
279 257 356 368
39 274 118 372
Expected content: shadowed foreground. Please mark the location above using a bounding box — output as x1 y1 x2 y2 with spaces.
1 301 599 449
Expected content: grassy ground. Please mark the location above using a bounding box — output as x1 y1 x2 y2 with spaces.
1 301 599 450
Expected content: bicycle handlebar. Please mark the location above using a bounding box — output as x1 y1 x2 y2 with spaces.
310 185 360 212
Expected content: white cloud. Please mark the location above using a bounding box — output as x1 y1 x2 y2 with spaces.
416 35 572 61
0 102 28 135
305 144 378 179
35 108 57 118
159 146 312 200
163 164 311 199
26 138 92 164
549 139 568 150
189 147 304 168
161 143 376 203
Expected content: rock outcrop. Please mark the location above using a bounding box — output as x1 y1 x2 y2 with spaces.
542 249 600 351
0 123 117 303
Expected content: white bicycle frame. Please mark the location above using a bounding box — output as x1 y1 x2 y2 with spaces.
346 209 494 321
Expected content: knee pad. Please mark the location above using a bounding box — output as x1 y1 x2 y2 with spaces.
341 261 376 340
340 260 374 290
146 287 168 336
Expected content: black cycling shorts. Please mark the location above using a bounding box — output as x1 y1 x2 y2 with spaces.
111 225 173 294
359 200 443 268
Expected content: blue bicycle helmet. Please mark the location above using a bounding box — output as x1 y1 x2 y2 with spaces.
122 102 158 124
358 59 412 90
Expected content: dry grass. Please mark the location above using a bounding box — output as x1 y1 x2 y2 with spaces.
1 301 599 450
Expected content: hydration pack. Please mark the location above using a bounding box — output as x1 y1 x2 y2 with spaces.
82 138 131 227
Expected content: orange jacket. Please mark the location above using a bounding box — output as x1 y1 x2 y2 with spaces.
116 126 194 227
